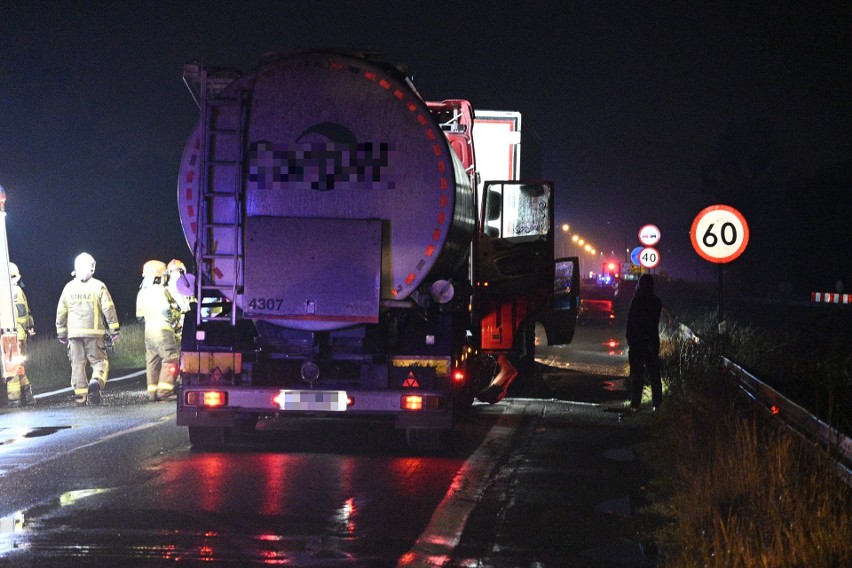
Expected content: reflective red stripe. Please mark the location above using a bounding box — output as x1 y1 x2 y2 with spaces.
811 292 851 303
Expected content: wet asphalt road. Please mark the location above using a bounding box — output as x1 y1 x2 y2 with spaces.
0 314 650 567
435 318 654 567
0 388 493 566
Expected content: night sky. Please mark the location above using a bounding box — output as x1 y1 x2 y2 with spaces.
2 1 849 332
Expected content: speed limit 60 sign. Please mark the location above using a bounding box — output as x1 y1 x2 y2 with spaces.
690 205 750 263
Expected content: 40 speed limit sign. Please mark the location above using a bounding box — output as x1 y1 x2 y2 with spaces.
639 247 660 269
690 205 750 263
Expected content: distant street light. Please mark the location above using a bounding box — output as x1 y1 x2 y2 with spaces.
558 222 602 274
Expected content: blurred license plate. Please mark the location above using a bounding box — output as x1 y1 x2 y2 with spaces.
277 390 347 411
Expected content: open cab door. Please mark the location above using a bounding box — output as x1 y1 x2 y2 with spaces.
475 181 556 351
539 256 580 346
475 181 554 298
473 181 579 348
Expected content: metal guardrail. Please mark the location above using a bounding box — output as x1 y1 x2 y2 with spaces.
678 324 852 486
721 357 852 485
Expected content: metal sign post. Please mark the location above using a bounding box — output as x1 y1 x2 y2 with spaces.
690 204 750 326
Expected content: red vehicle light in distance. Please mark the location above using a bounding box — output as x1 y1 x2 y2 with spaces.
401 395 441 411
452 369 465 384
185 391 228 408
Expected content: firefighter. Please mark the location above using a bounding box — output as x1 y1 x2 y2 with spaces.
55 253 120 405
9 262 35 406
136 260 180 401
165 258 195 343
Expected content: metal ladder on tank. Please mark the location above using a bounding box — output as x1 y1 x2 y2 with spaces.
187 64 248 328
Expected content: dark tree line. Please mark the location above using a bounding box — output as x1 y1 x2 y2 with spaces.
700 120 850 298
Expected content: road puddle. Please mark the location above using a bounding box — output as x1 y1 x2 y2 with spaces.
0 426 72 446
0 509 24 554
0 487 113 555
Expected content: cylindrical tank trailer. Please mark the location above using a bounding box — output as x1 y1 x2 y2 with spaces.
178 51 475 331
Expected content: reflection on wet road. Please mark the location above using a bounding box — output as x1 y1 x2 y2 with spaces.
0 384 501 566
0 316 630 566
538 311 628 376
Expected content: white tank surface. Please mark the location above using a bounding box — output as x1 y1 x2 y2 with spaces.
178 51 475 330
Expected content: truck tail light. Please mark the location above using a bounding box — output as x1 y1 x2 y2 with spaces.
185 391 228 408
401 395 441 411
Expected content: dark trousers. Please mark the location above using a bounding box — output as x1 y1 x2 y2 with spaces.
628 344 662 408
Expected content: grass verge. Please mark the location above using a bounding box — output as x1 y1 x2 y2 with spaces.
639 315 852 566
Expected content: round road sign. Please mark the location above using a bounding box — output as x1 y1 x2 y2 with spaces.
690 205 750 263
638 224 660 246
639 247 660 269
630 246 643 266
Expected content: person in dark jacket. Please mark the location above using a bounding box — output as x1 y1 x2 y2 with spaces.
626 273 663 411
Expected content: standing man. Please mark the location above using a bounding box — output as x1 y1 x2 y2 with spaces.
9 262 35 406
137 260 179 401
56 252 120 405
626 273 663 411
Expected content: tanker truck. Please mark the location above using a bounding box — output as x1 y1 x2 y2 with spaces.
176 50 579 450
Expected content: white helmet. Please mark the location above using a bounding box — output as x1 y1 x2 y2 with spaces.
142 260 167 278
74 252 96 281
167 259 186 274
9 262 20 284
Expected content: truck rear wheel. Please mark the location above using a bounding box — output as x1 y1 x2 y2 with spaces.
188 426 232 451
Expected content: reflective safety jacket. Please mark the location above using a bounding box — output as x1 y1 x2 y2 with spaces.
136 284 179 336
13 284 34 341
55 277 120 339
